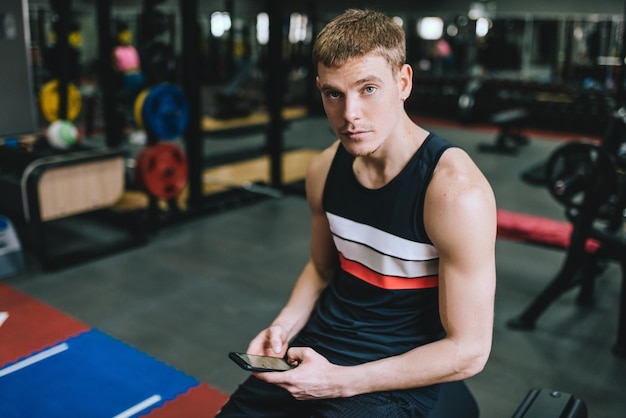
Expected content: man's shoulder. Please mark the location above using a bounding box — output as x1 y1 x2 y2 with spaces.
305 140 341 207
428 145 494 210
309 140 340 174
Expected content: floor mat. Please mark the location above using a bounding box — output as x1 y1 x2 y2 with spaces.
0 283 229 418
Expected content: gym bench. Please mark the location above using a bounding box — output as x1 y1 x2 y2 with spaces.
0 145 147 270
478 108 530 155
496 209 599 253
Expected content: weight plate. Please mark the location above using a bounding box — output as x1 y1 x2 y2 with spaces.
141 84 189 140
545 142 617 210
39 79 82 122
134 142 188 200
133 88 150 130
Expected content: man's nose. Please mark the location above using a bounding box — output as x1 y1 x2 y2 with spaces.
343 95 361 122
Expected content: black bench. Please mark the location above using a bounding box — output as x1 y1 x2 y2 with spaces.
479 108 530 154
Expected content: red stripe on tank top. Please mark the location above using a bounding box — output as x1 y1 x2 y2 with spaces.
339 253 439 290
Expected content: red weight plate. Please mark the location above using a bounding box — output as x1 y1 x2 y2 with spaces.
135 143 188 200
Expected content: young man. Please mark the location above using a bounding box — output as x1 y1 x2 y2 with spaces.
217 8 496 417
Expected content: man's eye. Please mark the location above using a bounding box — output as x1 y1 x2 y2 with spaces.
364 86 377 94
326 91 341 99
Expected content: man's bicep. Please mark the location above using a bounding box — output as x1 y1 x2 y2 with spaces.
428 170 497 341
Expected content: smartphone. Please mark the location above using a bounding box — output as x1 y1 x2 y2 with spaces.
229 352 294 372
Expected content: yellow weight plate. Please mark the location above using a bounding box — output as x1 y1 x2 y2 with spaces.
134 88 149 130
39 79 82 122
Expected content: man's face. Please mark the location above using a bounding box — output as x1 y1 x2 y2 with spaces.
316 53 407 157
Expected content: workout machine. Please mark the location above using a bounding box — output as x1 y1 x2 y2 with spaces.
504 117 626 357
409 75 616 138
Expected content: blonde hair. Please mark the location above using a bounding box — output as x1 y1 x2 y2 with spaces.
312 9 406 72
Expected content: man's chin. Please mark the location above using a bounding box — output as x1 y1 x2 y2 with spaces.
341 141 378 157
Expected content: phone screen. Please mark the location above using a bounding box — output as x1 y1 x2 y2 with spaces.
229 352 293 372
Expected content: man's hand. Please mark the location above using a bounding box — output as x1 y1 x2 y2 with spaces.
254 347 346 400
247 324 289 357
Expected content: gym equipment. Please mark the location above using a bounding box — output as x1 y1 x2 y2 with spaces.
203 175 284 199
133 88 149 133
140 41 177 85
496 209 600 253
0 215 24 279
0 135 37 151
0 145 133 270
409 75 615 136
0 137 20 148
46 120 79 150
512 388 588 418
39 79 82 122
544 141 618 212
477 108 530 155
505 140 626 357
214 59 256 120
134 142 188 200
134 84 189 140
520 109 626 188
457 78 482 123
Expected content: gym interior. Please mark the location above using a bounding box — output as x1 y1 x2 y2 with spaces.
0 0 625 416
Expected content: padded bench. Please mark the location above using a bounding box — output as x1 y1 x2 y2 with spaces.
496 209 599 253
0 145 146 270
479 108 530 155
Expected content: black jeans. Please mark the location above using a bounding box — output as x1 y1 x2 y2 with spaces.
216 375 438 418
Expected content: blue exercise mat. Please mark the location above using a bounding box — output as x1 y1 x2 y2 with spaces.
0 329 199 418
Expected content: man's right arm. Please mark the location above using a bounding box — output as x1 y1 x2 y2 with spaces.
247 143 339 357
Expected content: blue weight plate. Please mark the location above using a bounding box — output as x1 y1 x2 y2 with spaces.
141 84 189 140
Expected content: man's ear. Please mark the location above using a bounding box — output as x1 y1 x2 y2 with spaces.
399 63 413 99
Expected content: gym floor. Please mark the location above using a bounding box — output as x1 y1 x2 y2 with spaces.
4 115 626 417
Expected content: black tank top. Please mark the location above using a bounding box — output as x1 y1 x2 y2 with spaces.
293 133 457 366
